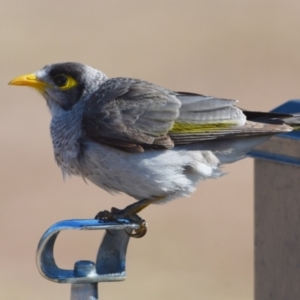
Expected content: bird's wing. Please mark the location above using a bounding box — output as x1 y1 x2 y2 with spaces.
170 92 292 145
82 80 292 152
82 78 181 152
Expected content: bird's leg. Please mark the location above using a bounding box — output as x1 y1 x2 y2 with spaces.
95 197 163 238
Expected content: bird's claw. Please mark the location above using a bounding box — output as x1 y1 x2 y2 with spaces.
95 210 115 221
95 207 148 238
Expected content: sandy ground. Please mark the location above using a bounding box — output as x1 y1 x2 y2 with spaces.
1 1 300 299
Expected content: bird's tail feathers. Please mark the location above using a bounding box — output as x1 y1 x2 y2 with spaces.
281 114 300 131
243 110 300 131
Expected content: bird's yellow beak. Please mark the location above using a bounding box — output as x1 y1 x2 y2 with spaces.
8 73 48 92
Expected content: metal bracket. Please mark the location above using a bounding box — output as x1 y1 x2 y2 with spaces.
36 219 140 299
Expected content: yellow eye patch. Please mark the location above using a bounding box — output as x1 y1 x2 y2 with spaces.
53 74 78 90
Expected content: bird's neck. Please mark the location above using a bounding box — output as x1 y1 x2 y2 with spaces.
50 106 83 177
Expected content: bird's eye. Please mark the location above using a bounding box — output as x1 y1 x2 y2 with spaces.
53 74 68 87
52 74 78 90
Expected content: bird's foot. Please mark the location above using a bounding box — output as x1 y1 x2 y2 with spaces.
95 207 148 238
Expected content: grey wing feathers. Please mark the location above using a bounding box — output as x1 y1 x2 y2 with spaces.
171 92 292 144
176 92 246 125
82 81 293 152
82 78 181 152
170 121 292 145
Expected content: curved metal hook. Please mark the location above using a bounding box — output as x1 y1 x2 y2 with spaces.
36 219 139 283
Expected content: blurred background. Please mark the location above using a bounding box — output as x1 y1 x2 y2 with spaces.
1 1 300 299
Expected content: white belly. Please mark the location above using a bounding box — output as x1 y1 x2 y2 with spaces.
79 142 222 202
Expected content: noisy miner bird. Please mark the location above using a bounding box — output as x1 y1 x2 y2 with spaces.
9 62 300 237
